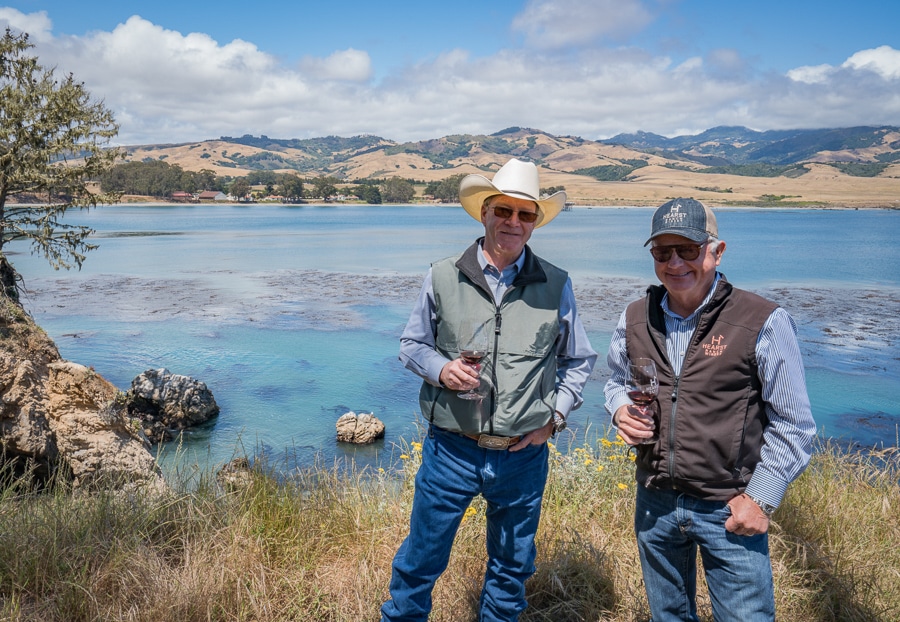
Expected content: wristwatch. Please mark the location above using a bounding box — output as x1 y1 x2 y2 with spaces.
551 412 567 436
747 494 776 517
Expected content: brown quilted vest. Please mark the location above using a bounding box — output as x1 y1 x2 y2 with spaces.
625 277 778 501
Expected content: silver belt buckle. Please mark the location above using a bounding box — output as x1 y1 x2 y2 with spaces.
477 434 510 450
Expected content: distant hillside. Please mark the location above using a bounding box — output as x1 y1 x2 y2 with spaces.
121 125 900 208
605 125 900 166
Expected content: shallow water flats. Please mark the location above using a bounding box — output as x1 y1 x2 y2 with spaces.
24 267 900 465
8 204 900 472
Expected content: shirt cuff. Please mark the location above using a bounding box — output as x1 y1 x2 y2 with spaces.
425 356 451 387
605 396 632 421
744 465 791 509
554 390 576 419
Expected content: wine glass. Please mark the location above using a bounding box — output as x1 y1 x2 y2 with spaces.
626 357 659 444
457 321 490 400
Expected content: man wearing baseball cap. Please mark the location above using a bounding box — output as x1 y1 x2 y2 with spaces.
604 198 816 621
381 159 596 621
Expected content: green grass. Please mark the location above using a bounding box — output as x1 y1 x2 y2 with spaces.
0 433 897 621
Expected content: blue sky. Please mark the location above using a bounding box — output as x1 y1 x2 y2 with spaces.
2 0 899 145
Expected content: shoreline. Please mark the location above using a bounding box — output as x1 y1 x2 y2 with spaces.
16 198 895 210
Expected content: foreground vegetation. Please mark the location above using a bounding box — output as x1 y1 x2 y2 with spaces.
0 433 897 621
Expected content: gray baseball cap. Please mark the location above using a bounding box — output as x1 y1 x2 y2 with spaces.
645 198 718 246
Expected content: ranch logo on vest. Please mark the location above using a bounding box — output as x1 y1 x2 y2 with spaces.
703 334 728 357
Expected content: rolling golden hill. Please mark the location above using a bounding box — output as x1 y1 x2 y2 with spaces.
122 127 900 208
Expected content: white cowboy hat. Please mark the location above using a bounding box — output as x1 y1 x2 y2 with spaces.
459 158 567 228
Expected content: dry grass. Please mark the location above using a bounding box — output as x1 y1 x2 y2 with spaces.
0 434 897 621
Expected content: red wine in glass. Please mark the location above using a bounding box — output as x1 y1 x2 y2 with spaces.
627 357 659 444
627 389 655 407
461 350 487 366
458 323 490 400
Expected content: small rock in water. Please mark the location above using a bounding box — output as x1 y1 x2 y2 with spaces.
336 411 385 444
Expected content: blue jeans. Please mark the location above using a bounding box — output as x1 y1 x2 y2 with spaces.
381 426 549 622
635 486 775 622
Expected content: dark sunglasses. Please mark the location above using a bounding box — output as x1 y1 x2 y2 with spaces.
650 241 709 262
492 205 539 224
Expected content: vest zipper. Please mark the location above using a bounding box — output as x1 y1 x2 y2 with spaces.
487 308 502 434
667 376 680 479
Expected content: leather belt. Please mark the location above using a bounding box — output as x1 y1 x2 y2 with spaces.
462 433 522 450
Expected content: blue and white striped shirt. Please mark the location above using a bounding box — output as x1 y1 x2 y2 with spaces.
604 273 816 508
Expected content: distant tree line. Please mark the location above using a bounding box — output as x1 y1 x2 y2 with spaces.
574 159 649 182
826 162 890 177
98 160 430 203
663 162 810 178
99 161 225 195
425 174 466 202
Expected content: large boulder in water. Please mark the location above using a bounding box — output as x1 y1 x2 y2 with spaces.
125 368 220 443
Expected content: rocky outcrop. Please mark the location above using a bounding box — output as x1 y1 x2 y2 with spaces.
125 368 220 443
336 411 385 444
0 293 164 490
46 361 164 490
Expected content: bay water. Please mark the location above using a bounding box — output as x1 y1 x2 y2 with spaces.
9 204 900 474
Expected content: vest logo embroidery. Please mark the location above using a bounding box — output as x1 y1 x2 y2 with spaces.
703 334 727 356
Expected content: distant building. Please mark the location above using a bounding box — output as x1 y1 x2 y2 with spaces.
171 191 193 202
198 190 228 202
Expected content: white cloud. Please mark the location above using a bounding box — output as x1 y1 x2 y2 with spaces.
4 10 899 145
843 45 900 80
300 49 372 82
786 64 832 85
789 45 900 84
0 7 53 41
511 0 654 49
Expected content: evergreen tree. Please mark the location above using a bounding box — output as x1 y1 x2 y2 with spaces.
0 28 121 277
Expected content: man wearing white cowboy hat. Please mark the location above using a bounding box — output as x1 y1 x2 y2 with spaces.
382 158 596 621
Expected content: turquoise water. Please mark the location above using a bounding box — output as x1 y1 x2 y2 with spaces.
8 204 900 471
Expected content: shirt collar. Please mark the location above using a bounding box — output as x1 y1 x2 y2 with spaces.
477 241 525 275
661 272 722 320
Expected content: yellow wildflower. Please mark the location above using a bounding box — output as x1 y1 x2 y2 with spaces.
617 483 629 490
411 441 423 452
596 465 605 472
462 506 477 523
400 454 410 460
584 459 593 466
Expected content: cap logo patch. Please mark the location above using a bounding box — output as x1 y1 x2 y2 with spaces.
662 204 686 227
